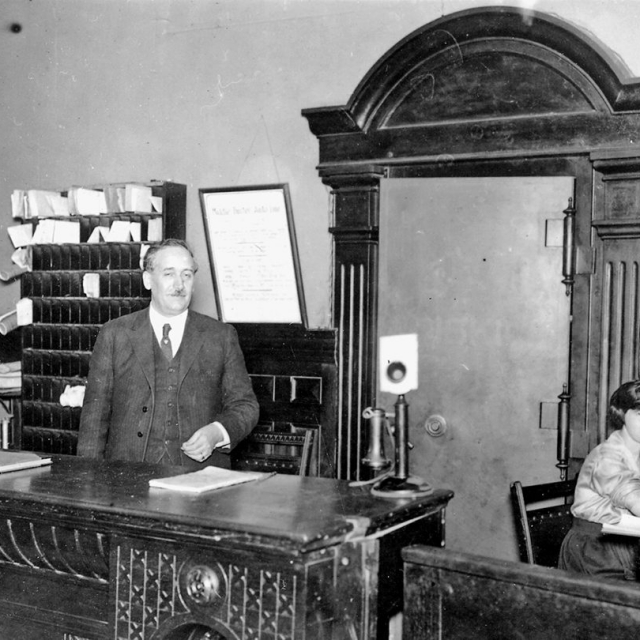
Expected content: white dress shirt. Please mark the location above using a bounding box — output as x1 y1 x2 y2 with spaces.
571 429 640 524
148 305 188 354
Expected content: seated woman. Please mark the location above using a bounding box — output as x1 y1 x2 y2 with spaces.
559 380 640 581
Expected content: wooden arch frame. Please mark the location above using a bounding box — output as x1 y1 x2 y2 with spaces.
303 6 640 479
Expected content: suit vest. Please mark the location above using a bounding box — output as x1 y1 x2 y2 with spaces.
145 337 182 465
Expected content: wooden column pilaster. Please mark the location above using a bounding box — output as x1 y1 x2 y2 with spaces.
321 167 385 479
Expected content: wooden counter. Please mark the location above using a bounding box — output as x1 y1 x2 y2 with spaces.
0 456 452 640
402 546 640 639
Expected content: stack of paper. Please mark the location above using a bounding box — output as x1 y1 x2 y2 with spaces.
7 224 33 248
26 190 69 218
0 361 20 392
8 219 81 247
87 227 108 243
11 190 68 219
16 298 33 327
104 183 162 214
31 219 56 244
52 219 81 244
125 184 153 213
11 182 162 220
107 220 141 242
82 273 100 298
68 187 108 216
59 384 85 407
0 451 51 473
149 466 274 494
148 217 163 241
11 190 26 219
104 185 126 213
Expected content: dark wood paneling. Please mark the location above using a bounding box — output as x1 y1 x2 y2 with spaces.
234 323 337 477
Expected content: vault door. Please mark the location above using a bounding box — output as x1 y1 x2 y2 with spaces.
379 176 574 560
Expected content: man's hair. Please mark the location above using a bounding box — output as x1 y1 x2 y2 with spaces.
608 380 640 430
143 238 198 273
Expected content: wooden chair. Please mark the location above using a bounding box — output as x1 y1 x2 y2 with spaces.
510 477 576 567
231 427 316 476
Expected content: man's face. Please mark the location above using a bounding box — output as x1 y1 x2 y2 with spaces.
143 246 196 316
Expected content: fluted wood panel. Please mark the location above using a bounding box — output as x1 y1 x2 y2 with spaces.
336 262 367 479
597 250 640 439
323 169 383 480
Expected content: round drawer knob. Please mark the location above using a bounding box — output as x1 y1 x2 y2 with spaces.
184 564 224 605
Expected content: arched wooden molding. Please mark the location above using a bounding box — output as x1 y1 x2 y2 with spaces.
305 6 640 163
303 6 640 479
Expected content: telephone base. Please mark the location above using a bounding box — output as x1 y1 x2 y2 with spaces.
371 474 433 498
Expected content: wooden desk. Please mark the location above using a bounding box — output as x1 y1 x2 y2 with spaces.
0 456 452 640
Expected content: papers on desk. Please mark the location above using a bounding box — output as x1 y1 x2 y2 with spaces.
0 451 52 474
149 466 275 494
602 513 640 537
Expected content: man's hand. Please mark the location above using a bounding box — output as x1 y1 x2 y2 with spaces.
181 423 224 462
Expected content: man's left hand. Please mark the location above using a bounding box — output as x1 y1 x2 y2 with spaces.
181 424 224 462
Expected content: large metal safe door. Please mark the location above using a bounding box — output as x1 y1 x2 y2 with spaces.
379 176 575 560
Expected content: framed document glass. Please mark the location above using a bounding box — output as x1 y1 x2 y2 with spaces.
199 184 307 325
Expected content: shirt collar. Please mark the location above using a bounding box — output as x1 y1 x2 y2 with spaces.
149 304 188 334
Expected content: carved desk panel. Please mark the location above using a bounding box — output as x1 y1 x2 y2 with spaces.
0 457 452 640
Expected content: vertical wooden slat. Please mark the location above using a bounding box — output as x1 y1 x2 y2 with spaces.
323 168 384 479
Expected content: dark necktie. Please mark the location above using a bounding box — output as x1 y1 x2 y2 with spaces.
161 323 173 360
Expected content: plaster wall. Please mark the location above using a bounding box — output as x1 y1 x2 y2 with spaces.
2 0 640 328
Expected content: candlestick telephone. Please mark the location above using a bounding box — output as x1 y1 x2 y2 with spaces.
362 334 432 498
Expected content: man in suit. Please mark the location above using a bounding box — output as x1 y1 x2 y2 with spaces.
77 238 259 469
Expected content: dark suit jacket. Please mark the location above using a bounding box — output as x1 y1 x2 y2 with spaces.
77 309 259 469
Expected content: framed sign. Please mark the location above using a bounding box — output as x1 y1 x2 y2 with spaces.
199 183 307 325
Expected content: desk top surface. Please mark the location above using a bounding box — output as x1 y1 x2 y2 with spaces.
0 456 453 552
